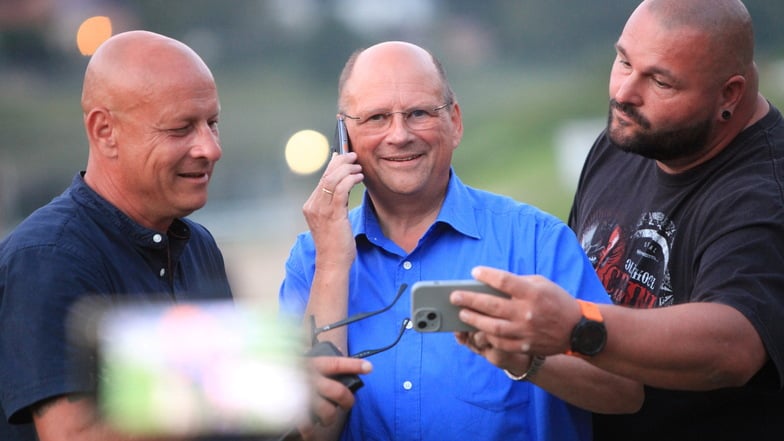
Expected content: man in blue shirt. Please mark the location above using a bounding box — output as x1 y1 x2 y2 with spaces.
0 30 368 441
279 41 642 441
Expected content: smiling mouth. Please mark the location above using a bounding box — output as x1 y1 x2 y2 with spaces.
386 154 423 162
179 172 210 180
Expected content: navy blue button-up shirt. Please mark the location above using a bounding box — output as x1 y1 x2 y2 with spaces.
0 173 232 438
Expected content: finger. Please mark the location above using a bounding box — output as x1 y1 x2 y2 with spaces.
450 288 513 321
294 422 315 441
313 375 357 415
454 331 483 355
454 331 469 345
457 307 521 344
310 355 372 377
472 331 491 349
471 266 527 299
319 152 361 190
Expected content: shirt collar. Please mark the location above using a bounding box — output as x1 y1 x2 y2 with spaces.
70 172 190 249
353 169 481 241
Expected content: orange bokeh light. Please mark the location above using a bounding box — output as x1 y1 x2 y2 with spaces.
76 16 112 56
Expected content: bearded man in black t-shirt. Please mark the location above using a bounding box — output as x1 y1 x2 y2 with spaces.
449 1 784 440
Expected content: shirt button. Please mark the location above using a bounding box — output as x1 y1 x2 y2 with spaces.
152 234 163 243
159 268 166 277
403 261 412 270
403 381 413 390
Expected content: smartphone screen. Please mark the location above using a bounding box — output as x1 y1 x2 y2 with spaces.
73 299 311 438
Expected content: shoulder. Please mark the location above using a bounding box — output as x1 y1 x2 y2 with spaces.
464 185 564 226
1 194 85 258
457 186 574 248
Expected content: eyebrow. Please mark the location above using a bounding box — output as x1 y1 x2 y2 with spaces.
615 43 678 82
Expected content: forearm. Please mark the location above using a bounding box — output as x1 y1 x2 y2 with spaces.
596 302 768 390
33 395 178 441
304 264 351 352
508 354 644 414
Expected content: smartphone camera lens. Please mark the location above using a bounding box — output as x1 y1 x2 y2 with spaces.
417 321 428 329
427 312 437 320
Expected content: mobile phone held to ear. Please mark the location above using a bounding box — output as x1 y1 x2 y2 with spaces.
411 280 509 332
333 116 350 155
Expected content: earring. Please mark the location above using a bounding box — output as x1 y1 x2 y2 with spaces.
721 110 732 121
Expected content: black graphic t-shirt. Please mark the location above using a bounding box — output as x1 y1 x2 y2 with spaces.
569 105 784 440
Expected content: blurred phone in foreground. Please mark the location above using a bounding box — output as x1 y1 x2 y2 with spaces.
333 116 350 155
69 299 310 439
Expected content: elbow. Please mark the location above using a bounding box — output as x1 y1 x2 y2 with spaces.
709 362 764 389
628 384 645 413
614 382 645 414
706 350 768 389
594 380 645 415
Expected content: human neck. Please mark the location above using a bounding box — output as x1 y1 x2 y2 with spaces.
369 189 446 254
657 93 768 174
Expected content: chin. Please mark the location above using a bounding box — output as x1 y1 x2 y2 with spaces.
179 199 208 216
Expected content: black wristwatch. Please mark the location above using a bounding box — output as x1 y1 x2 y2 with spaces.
568 300 607 357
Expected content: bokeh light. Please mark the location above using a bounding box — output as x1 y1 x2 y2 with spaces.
77 16 113 56
285 129 330 175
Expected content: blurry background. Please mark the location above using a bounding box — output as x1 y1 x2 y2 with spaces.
2 0 783 304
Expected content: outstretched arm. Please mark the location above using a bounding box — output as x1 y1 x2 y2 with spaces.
453 266 767 397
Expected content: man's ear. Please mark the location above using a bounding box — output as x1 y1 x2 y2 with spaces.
720 74 746 118
84 108 118 158
450 101 464 149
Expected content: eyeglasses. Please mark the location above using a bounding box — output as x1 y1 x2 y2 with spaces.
309 283 410 359
341 102 452 134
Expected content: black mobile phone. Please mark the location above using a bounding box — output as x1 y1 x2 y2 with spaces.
411 280 509 332
333 116 350 155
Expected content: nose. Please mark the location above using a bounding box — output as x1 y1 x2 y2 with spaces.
384 113 413 144
611 72 642 107
193 122 222 162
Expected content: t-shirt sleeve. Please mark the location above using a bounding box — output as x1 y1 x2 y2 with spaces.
690 209 784 387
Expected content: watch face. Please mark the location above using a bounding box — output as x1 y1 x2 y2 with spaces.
572 319 607 356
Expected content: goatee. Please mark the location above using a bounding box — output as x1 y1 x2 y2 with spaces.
607 99 712 162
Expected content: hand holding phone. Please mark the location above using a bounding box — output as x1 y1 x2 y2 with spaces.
411 280 509 332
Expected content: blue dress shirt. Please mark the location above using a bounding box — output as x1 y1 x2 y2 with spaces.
280 171 610 441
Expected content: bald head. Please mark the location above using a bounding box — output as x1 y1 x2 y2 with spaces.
79 31 221 231
81 30 215 115
337 41 454 111
638 0 754 76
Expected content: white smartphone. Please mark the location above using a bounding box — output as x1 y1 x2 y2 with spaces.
410 280 509 332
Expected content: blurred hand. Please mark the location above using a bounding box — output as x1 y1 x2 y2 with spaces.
297 355 371 438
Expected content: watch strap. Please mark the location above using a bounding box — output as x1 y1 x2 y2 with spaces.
566 300 605 357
